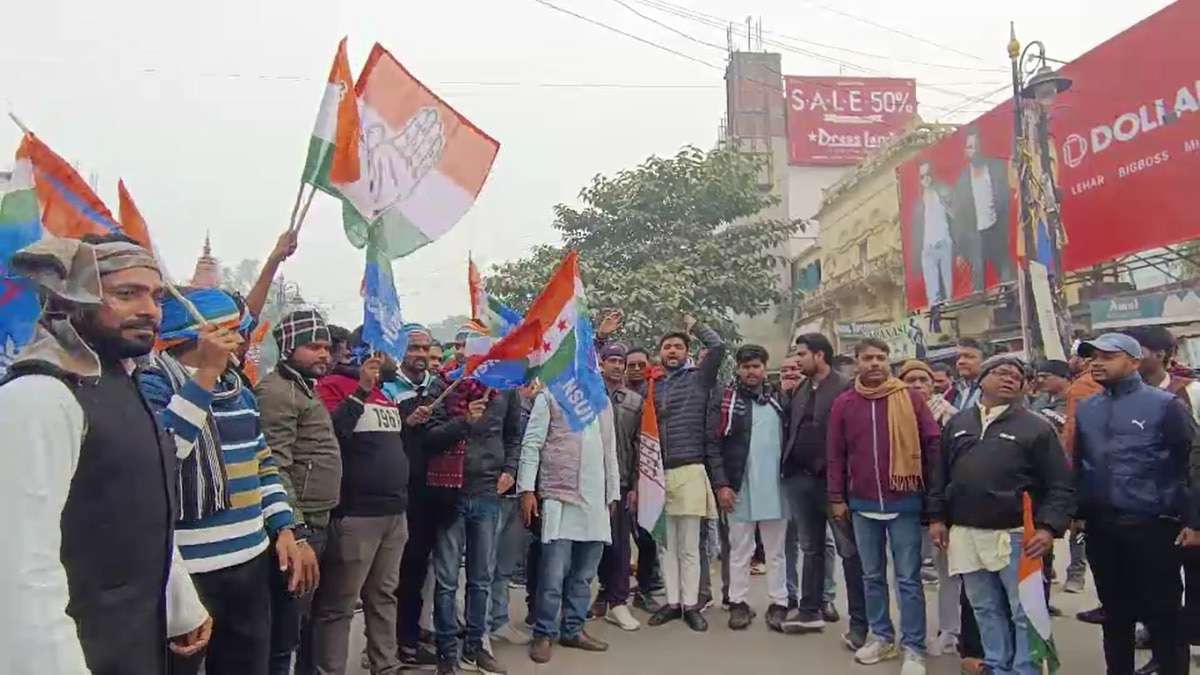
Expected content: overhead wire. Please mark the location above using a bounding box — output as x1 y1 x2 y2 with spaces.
796 0 990 62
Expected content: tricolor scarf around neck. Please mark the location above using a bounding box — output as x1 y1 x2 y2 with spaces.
854 376 924 492
150 351 239 520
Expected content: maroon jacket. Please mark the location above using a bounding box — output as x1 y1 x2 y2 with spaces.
826 385 941 514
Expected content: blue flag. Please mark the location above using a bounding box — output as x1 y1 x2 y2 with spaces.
0 165 45 377
361 251 408 360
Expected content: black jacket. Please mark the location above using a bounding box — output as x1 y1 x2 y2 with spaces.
928 404 1074 536
706 382 785 490
782 371 852 478
653 323 725 469
425 388 524 497
609 386 643 491
389 372 449 496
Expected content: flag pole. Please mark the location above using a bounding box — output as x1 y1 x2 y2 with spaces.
287 182 307 230
6 112 209 327
429 376 464 407
290 185 317 233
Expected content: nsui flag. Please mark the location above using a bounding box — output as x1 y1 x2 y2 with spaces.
361 249 408 360
339 44 500 260
1018 492 1060 673
0 158 43 375
523 250 607 431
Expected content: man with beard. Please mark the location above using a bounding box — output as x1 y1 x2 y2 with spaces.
647 316 724 632
387 324 456 668
256 310 341 674
0 234 210 673
593 343 646 631
1074 333 1198 675
141 286 311 675
781 333 867 645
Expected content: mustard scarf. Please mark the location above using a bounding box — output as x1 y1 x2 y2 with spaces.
854 377 924 492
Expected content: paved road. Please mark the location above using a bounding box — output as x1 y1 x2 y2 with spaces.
347 541 1127 674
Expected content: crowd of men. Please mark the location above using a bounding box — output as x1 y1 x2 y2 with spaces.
1 232 1199 675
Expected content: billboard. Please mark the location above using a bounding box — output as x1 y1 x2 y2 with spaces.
786 76 917 165
898 0 1200 311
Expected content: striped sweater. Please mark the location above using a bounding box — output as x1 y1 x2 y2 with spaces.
140 369 294 574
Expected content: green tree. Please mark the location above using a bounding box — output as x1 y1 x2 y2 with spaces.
485 146 803 349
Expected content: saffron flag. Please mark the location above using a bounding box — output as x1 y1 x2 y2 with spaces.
462 319 542 379
241 320 272 385
19 133 119 239
338 44 500 260
637 377 667 543
116 179 153 250
302 37 362 191
520 250 608 431
360 248 407 360
469 255 521 337
0 158 44 375
1019 492 1060 673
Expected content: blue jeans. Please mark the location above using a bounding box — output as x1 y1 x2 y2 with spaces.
961 533 1037 675
852 512 927 653
532 539 605 640
433 494 501 659
489 497 527 632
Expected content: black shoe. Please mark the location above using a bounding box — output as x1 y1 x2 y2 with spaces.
697 593 714 612
787 596 798 611
587 599 608 620
436 658 458 675
419 629 435 646
728 602 755 630
842 625 868 651
766 604 788 633
400 645 439 669
460 649 506 674
781 608 826 634
822 601 841 624
634 590 664 614
1048 604 1063 618
1135 658 1160 675
1077 606 1106 624
648 604 682 627
683 608 709 632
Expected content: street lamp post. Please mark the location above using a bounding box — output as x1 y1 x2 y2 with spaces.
1008 24 1073 361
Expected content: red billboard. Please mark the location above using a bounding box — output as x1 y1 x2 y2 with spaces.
898 0 1200 311
786 76 917 165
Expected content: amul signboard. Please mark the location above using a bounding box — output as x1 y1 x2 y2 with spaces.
785 76 917 165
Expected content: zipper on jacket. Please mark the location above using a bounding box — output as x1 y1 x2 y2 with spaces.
299 460 313 501
871 401 884 511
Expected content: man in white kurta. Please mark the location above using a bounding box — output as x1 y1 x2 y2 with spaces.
518 392 620 664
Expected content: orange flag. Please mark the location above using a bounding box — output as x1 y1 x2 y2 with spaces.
117 179 153 249
242 320 272 384
18 133 117 239
328 37 361 185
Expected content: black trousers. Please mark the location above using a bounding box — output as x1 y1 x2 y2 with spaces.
1184 547 1200 646
268 527 327 675
635 523 662 593
525 508 542 621
170 551 273 675
395 493 444 649
598 492 634 605
1088 517 1189 675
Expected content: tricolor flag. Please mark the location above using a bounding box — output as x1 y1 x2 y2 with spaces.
302 37 362 192
1019 492 1060 673
469 255 521 337
19 133 119 239
520 250 608 431
637 377 667 543
461 318 542 381
338 44 500 260
241 320 272 385
0 157 44 375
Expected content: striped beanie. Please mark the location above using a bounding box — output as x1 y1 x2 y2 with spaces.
158 287 252 351
273 309 332 359
403 322 432 340
455 319 488 342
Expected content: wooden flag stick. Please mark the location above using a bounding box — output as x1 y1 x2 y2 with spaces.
290 184 317 234
286 182 307 231
429 375 464 408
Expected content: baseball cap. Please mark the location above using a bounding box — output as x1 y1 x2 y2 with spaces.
1077 333 1143 359
599 343 627 360
1035 359 1071 379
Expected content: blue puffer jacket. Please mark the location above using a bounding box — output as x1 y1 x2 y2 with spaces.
1075 373 1198 526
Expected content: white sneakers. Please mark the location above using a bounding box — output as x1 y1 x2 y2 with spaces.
854 636 900 665
606 604 642 631
928 630 959 657
900 649 928 675
491 621 533 646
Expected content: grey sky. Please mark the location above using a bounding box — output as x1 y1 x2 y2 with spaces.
1 0 1168 328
